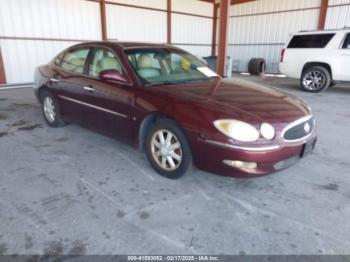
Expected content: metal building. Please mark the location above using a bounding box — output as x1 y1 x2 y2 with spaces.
0 0 349 84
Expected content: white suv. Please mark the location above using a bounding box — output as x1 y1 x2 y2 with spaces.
279 28 350 92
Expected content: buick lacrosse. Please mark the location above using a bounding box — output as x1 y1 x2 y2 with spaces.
34 42 317 179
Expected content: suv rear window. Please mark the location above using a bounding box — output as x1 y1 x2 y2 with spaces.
287 34 335 48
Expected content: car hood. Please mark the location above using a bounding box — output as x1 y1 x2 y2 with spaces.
151 78 310 127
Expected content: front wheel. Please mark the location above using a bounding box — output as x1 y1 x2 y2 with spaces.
301 66 331 93
145 119 192 179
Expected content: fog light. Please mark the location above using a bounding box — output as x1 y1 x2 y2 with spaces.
223 160 257 169
273 160 285 170
273 156 299 170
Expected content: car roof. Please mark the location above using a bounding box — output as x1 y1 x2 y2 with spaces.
75 41 173 50
116 41 172 48
296 28 350 35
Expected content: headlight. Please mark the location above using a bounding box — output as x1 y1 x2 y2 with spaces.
260 123 275 140
213 119 260 142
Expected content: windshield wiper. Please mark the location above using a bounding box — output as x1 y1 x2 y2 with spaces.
145 76 220 87
145 80 188 87
189 76 220 82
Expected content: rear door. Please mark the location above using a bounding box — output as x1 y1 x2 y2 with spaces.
51 46 92 123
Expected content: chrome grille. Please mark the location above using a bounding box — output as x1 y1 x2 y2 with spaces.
282 116 315 141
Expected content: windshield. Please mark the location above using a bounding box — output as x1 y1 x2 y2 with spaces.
124 48 219 86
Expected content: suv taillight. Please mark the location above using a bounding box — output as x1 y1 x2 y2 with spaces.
280 48 285 63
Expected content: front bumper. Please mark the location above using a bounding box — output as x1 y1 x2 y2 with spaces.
189 134 317 178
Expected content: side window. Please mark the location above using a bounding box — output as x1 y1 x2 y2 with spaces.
60 48 90 74
342 33 350 49
53 53 63 66
169 53 183 71
89 48 124 77
287 34 335 48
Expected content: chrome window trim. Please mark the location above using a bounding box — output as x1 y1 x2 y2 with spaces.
203 139 280 152
58 95 129 119
281 114 314 142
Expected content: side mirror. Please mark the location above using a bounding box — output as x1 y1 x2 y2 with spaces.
99 69 128 82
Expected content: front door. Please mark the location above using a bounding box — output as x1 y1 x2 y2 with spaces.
77 47 136 143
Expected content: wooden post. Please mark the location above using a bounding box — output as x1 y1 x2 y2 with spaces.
318 0 329 29
100 0 107 40
167 0 172 44
211 3 218 56
217 0 230 76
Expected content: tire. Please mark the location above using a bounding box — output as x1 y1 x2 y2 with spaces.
145 118 192 179
40 89 66 127
301 66 331 93
248 58 266 75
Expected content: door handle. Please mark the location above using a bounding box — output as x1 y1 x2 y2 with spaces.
50 77 60 83
83 86 95 92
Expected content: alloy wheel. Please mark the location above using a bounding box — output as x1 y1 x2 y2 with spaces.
43 96 56 123
150 129 182 171
302 70 326 90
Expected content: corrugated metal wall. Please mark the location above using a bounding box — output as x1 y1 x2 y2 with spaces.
106 0 213 55
0 40 81 84
106 4 167 43
0 0 213 84
0 0 101 39
228 0 321 73
172 0 213 57
0 0 101 84
325 0 350 29
1 0 348 84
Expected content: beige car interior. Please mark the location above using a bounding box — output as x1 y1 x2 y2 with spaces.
61 52 86 73
137 54 161 79
90 50 123 77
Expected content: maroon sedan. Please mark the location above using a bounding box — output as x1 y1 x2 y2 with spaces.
34 42 317 179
